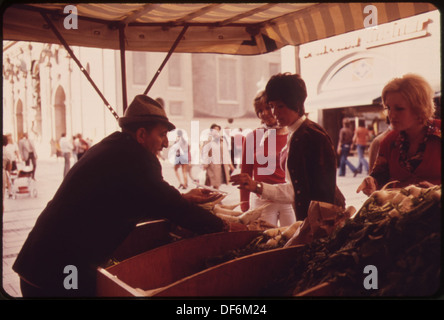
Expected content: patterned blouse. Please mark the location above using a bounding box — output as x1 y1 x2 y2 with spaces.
370 119 441 188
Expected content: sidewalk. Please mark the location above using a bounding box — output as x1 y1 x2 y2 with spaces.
2 155 368 298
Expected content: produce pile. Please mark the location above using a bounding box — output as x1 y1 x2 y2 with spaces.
204 200 353 268
205 220 303 268
209 202 277 230
263 184 441 297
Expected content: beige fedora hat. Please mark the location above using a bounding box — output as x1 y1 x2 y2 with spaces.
118 95 175 131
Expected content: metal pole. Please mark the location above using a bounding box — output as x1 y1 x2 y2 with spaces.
143 25 189 95
119 25 128 113
40 12 120 120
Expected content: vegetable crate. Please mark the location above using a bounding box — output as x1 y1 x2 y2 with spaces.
110 219 173 262
96 230 262 297
148 245 305 297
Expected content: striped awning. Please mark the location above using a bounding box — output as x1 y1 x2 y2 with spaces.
2 2 438 55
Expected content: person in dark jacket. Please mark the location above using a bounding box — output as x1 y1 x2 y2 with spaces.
13 95 228 298
231 73 344 221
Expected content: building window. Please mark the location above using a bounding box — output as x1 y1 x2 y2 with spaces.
169 101 183 116
217 57 238 102
168 54 182 88
269 62 280 78
132 52 147 85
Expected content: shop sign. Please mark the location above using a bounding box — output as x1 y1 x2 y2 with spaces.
303 14 432 59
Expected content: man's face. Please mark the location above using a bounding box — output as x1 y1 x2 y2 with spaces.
269 100 300 127
137 123 170 155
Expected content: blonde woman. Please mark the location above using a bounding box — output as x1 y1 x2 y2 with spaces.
357 74 441 195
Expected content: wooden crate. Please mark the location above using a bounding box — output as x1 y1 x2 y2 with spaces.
110 219 173 262
96 230 262 297
295 282 333 296
148 245 304 297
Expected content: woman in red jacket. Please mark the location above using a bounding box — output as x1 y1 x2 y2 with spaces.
357 74 441 195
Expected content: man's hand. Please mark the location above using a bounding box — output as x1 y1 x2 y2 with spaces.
182 188 223 204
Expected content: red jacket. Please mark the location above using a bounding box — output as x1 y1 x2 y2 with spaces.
240 128 288 206
371 119 441 188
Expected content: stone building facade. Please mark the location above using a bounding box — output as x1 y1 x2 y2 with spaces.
3 41 286 157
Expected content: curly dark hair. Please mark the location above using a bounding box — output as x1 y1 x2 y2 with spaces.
265 73 307 116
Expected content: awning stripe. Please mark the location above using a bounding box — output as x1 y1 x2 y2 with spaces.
287 18 301 45
311 9 327 41
339 3 356 33
319 5 336 39
302 11 318 42
398 2 416 19
3 3 439 55
328 3 346 36
349 3 366 31
413 2 437 15
384 2 401 22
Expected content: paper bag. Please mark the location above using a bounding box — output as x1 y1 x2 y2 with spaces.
285 201 355 247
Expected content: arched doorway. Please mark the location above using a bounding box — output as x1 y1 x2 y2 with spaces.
54 85 67 140
15 99 24 139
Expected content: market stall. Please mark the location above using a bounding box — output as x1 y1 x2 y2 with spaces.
97 184 440 297
3 3 440 298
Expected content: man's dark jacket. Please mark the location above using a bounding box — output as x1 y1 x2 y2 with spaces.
13 131 224 294
287 119 341 220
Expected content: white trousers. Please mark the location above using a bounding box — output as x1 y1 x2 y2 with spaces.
251 193 296 227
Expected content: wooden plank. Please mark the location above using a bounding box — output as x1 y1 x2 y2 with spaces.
97 230 262 296
295 282 333 296
96 267 142 297
149 245 304 297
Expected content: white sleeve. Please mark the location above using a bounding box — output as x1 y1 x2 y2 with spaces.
261 181 295 204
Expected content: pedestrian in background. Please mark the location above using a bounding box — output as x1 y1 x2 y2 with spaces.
5 134 20 172
353 119 371 175
337 118 358 177
3 135 11 202
173 129 190 190
18 132 37 180
59 133 73 178
202 124 234 190
76 133 89 160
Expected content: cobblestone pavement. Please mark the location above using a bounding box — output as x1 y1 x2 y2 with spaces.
2 155 368 298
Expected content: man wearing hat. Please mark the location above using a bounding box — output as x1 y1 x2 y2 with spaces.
13 95 229 298
231 73 344 222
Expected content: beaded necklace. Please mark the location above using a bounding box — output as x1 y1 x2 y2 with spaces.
397 120 440 172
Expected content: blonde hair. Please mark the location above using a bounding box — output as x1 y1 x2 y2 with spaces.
253 90 267 117
382 74 435 125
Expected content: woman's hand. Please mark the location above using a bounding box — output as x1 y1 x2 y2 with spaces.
240 201 250 212
230 173 256 192
356 176 377 196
